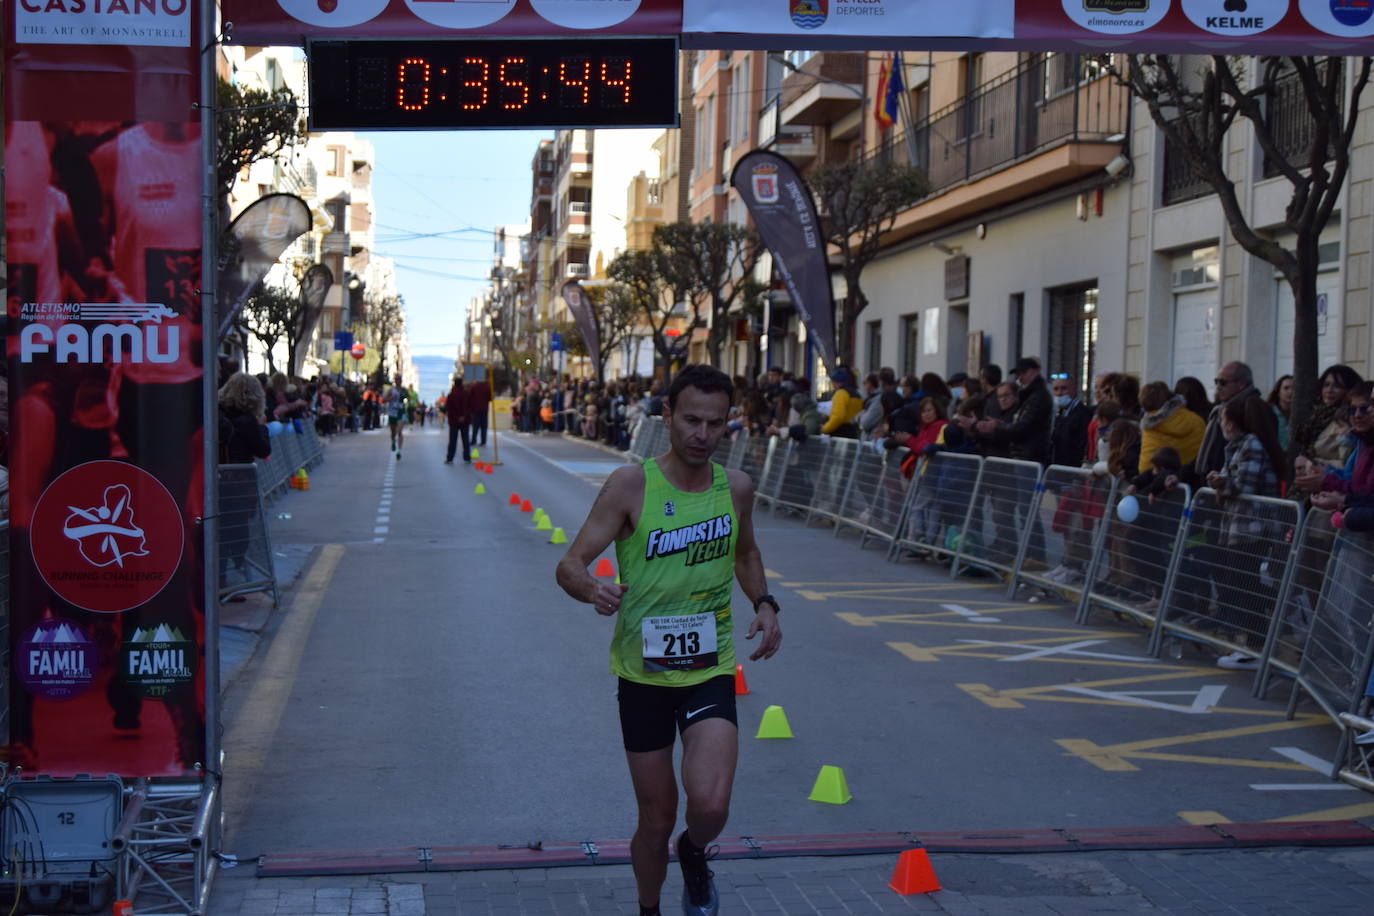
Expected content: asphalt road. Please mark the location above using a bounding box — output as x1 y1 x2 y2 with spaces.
218 424 1368 865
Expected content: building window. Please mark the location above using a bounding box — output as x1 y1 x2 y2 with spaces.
900 313 920 377
784 50 815 70
957 53 984 140
866 320 882 373
326 145 345 177
727 57 752 148
1010 293 1024 366
1047 284 1099 402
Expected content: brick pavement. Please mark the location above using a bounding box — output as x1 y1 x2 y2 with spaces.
207 846 1374 914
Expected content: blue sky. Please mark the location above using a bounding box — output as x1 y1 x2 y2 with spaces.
358 130 551 359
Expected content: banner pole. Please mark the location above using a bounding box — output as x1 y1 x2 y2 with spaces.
490 398 502 466
200 0 223 786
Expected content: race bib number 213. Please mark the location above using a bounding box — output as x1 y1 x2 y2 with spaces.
641 612 718 673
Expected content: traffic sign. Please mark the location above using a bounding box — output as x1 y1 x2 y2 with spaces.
350 342 366 360
334 331 354 351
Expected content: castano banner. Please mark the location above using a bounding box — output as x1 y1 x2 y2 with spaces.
5 0 205 777
225 0 1374 52
730 150 837 375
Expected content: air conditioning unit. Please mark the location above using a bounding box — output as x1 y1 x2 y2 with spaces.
566 264 590 278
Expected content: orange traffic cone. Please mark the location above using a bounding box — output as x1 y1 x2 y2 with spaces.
520 499 533 512
510 493 521 505
113 903 134 916
734 664 749 695
484 464 494 475
594 558 615 578
888 849 941 895
475 462 486 471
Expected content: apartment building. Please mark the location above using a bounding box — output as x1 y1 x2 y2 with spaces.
758 50 1371 398
219 46 404 383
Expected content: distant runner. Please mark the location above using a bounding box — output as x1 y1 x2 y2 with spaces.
383 374 409 459
556 365 783 916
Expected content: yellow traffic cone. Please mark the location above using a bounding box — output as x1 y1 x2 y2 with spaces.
532 508 548 523
549 527 568 545
470 446 480 460
474 482 486 495
755 705 793 739
535 514 553 531
808 765 852 805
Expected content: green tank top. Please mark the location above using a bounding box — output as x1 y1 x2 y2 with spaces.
611 458 737 686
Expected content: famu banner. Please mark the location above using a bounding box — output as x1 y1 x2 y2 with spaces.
4 2 206 777
730 150 837 375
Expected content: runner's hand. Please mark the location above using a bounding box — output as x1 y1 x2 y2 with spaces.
746 608 781 660
592 582 629 616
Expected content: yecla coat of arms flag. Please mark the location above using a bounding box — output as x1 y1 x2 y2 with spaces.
751 163 780 204
790 0 827 29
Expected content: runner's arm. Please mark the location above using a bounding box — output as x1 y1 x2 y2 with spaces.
556 465 638 614
730 470 781 660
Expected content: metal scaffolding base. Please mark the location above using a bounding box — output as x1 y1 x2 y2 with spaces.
115 780 220 916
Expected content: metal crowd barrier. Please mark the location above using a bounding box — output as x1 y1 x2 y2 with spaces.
834 443 910 550
256 422 326 502
888 451 983 570
1010 466 1115 605
1290 529 1374 736
217 464 279 606
1078 483 1190 630
1148 489 1302 672
806 437 860 527
959 457 1045 579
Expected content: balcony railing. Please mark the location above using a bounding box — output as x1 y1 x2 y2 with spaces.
861 54 1129 200
1263 59 1343 179
1161 130 1212 206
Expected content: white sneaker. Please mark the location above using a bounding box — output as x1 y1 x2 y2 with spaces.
1216 652 1260 671
1058 568 1085 586
1044 564 1071 583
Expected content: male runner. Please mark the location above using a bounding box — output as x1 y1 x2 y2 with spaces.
383 374 408 459
556 364 782 916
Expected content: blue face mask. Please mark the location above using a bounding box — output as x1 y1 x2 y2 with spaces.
951 387 965 401
1056 394 1072 409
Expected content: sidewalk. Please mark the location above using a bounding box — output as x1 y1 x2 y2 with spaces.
209 843 1374 914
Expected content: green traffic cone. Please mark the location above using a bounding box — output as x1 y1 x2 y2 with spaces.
808 766 852 805
755 705 794 739
473 482 486 495
549 527 568 545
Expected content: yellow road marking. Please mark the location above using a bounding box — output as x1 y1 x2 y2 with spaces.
779 581 997 590
222 543 344 844
1104 716 1330 755
957 683 1024 708
1179 811 1231 825
1057 739 1138 771
1269 801 1374 822
1125 752 1307 771
765 568 782 579
889 642 941 662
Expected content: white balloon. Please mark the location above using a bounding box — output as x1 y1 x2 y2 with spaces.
1116 494 1140 523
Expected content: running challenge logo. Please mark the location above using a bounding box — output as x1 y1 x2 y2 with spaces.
645 514 733 566
14 0 191 46
18 302 182 365
31 460 185 613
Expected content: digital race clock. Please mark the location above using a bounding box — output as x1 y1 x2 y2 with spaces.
308 38 679 131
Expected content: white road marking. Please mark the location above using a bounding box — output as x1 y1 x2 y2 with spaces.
1272 746 1336 774
1250 783 1355 791
497 433 609 486
959 638 1149 663
1056 684 1226 714
374 526 389 534
941 603 1001 624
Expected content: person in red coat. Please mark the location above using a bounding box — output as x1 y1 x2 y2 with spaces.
467 377 492 447
445 378 471 464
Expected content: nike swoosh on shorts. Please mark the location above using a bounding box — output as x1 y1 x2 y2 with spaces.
685 705 716 720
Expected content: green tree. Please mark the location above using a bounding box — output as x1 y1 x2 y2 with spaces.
239 283 301 375
1102 54 1371 440
810 160 928 365
655 222 764 368
216 78 306 204
366 294 407 386
608 242 700 382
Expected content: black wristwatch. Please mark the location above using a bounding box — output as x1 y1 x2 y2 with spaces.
752 594 781 615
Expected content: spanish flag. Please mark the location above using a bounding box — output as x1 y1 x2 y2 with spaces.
874 55 894 131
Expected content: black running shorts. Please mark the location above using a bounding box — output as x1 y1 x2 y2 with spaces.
616 675 738 753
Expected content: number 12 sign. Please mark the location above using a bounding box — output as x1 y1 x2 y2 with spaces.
308 38 679 130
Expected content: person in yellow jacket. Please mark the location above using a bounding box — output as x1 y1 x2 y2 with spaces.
1138 380 1206 472
821 367 863 438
